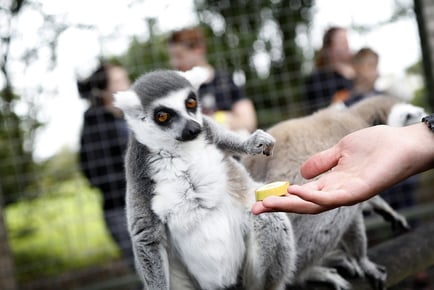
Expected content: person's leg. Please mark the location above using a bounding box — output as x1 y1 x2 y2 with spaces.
103 207 135 269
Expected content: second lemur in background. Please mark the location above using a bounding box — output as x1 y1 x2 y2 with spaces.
244 96 425 289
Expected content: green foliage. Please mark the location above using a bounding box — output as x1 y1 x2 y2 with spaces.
3 144 120 282
406 59 423 75
1 0 44 205
0 88 40 205
412 87 431 112
37 147 82 189
6 177 119 282
406 59 432 113
3 145 120 281
113 36 171 82
195 0 315 126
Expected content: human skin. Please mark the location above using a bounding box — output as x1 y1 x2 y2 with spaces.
252 123 434 214
103 66 131 117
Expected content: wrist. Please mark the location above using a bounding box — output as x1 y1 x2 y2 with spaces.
403 123 434 173
422 113 434 133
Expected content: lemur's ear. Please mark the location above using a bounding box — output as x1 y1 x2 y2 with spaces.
113 90 141 118
177 66 210 91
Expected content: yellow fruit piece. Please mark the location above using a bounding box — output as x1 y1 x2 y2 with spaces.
255 181 290 201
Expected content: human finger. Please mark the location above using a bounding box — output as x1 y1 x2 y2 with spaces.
286 184 333 205
251 201 278 215
260 195 329 214
300 146 340 179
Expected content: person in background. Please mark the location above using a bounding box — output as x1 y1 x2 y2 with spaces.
251 118 434 215
77 63 136 270
167 27 257 133
331 47 382 106
345 47 381 106
304 26 355 114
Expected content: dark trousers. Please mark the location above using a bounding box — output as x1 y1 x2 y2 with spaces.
103 207 135 269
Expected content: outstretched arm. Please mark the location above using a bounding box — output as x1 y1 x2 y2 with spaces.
252 123 434 214
203 116 275 156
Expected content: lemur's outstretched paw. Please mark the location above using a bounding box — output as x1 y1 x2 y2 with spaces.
244 129 275 156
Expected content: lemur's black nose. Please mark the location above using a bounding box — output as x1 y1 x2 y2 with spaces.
179 120 202 141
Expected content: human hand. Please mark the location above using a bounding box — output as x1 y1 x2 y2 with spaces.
252 123 434 214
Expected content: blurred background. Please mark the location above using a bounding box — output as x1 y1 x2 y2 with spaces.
1 0 433 289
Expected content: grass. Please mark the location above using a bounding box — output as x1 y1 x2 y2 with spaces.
5 178 120 282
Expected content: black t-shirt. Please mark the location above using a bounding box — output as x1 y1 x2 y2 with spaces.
79 106 129 210
198 70 245 115
304 69 353 114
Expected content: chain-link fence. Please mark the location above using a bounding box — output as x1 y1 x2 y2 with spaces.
1 0 433 290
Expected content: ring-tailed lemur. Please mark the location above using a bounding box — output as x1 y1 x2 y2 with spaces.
114 68 296 290
243 96 424 290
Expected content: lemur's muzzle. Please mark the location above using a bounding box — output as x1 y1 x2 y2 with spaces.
179 120 202 141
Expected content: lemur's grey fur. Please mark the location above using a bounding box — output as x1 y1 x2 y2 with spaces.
242 96 425 290
115 69 295 290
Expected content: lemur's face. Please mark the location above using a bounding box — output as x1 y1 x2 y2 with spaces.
114 87 204 150
147 87 203 142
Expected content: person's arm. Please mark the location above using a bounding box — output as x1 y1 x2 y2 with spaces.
227 99 257 133
252 122 434 215
223 71 257 133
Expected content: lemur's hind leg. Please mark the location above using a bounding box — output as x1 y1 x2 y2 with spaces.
244 212 296 290
362 196 409 231
338 214 387 290
324 196 404 286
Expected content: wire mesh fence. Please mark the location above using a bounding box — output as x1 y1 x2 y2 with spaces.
1 0 433 290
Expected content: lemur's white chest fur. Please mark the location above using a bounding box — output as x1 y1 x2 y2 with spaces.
150 134 248 289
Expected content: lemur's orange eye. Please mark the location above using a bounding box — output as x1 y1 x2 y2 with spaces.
156 112 169 123
186 97 197 109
